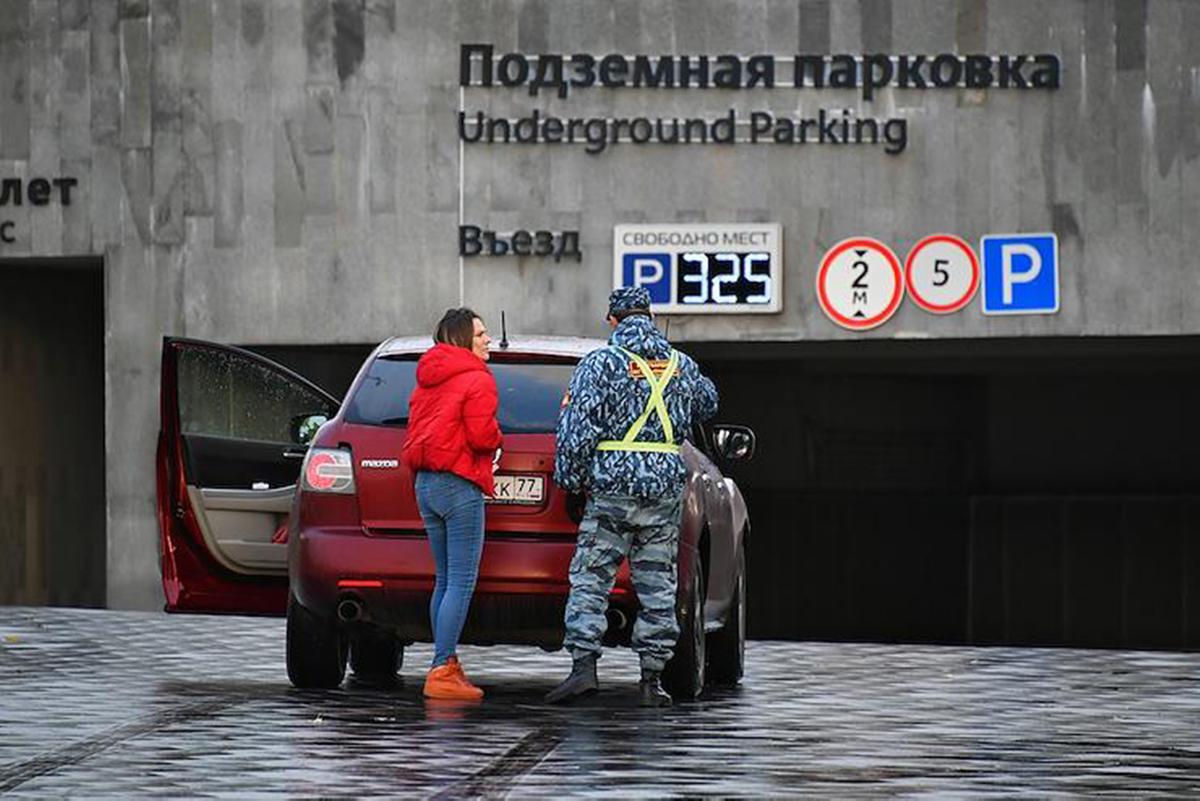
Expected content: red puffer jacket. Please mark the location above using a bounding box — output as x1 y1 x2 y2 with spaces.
401 343 502 495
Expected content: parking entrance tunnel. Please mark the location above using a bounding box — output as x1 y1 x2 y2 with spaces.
250 337 1200 650
692 337 1200 650
0 259 105 606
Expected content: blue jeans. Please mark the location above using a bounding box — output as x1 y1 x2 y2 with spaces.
415 471 485 668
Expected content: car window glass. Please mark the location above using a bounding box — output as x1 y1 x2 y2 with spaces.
178 347 334 443
344 357 417 428
345 356 575 434
495 363 576 433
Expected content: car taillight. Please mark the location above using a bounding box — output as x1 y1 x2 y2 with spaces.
301 448 355 494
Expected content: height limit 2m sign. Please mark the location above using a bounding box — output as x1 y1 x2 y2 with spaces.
815 238 904 330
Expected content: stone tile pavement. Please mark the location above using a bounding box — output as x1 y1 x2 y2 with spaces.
1 607 1199 797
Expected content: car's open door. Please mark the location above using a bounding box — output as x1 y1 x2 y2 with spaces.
157 338 339 614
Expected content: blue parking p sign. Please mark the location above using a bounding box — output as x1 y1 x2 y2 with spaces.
980 234 1059 315
621 253 672 304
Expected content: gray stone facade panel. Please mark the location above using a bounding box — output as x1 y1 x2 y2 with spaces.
118 17 151 149
0 1 32 161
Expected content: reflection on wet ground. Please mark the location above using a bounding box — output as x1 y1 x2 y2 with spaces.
2 607 1200 796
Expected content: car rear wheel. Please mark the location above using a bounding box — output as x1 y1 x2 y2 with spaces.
350 629 403 681
706 542 745 684
286 592 347 689
663 550 706 700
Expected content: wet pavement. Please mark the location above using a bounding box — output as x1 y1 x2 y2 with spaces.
1 608 1200 797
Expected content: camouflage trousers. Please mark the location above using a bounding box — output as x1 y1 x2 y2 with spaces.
563 492 683 672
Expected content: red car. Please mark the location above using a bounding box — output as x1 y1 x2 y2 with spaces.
158 336 754 699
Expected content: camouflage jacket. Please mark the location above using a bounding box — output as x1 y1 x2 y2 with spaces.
554 315 719 499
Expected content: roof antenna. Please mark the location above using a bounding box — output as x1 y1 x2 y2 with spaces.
499 310 510 349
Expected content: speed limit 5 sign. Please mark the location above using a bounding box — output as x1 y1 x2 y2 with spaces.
904 234 979 314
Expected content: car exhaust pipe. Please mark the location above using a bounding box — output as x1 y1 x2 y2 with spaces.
336 596 364 623
606 608 627 632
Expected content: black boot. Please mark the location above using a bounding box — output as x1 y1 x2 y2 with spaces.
545 652 599 704
638 668 673 707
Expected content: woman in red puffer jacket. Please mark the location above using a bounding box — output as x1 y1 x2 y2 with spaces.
402 308 502 701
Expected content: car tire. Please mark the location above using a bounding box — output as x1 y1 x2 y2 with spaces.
350 629 403 681
706 542 745 685
663 550 706 701
286 592 347 689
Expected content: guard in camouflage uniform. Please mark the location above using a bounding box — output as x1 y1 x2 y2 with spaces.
546 286 718 707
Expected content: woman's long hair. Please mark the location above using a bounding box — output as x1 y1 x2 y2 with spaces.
434 307 480 349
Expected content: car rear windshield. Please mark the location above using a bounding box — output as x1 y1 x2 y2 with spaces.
344 356 576 434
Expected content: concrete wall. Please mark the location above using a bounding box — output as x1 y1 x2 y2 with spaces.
0 0 1196 607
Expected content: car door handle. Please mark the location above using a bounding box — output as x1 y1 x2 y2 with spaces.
282 447 307 460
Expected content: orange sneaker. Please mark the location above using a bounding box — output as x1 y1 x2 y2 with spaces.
446 655 484 693
424 660 484 701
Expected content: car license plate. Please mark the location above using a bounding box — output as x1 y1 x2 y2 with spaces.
489 474 544 505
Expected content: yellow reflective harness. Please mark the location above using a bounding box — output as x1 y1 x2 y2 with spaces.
596 347 681 455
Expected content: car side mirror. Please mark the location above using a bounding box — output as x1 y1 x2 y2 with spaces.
290 413 328 446
712 424 755 462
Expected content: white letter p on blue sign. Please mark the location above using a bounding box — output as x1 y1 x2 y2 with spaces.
980 233 1059 315
634 257 664 287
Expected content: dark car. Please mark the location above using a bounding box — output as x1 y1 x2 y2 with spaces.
157 336 754 699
